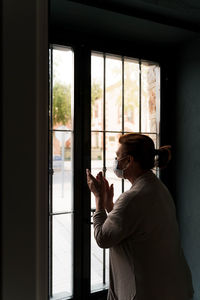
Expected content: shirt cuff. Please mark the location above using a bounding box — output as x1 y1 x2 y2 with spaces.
93 209 107 225
93 208 107 217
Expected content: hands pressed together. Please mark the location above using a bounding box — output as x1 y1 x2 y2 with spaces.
86 169 114 213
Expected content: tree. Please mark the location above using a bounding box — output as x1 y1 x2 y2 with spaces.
52 81 102 127
53 82 71 126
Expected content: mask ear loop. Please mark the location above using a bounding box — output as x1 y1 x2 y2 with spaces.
117 155 129 162
121 155 131 172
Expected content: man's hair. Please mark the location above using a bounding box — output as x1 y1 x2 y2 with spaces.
119 133 171 169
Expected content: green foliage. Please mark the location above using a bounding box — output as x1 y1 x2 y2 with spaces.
53 83 71 126
53 81 102 126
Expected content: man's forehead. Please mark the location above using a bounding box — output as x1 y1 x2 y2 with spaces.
116 145 123 156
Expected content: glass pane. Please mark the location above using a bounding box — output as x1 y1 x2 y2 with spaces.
146 133 157 149
154 133 160 177
53 48 74 130
156 132 160 150
91 224 109 292
141 62 160 133
91 54 104 131
124 179 132 192
105 249 110 284
52 213 73 298
143 133 157 175
124 59 139 132
106 56 122 131
53 132 72 212
106 132 122 202
91 132 103 209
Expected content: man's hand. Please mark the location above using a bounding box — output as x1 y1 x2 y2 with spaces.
86 169 105 211
102 176 114 213
86 169 114 212
86 169 102 197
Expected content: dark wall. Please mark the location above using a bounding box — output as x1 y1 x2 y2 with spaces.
2 1 37 299
2 1 48 300
174 38 200 300
50 0 198 53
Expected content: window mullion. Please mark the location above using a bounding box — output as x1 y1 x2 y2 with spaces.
139 59 142 133
122 56 125 134
73 45 91 300
103 53 106 176
122 56 125 193
102 53 107 285
73 46 84 300
81 46 92 299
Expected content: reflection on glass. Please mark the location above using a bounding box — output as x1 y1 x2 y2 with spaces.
53 132 72 212
141 62 160 133
53 48 74 129
91 132 103 209
91 224 109 291
124 59 139 132
52 214 73 297
106 56 122 131
91 54 104 131
106 132 122 202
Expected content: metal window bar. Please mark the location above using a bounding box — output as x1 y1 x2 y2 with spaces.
49 211 74 216
49 46 53 299
122 56 125 193
103 53 106 177
102 53 106 285
122 56 125 134
91 130 157 135
52 129 72 132
156 65 161 177
139 59 142 133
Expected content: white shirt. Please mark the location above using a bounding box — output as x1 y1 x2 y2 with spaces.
93 170 194 300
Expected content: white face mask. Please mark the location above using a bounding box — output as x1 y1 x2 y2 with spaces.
113 156 129 179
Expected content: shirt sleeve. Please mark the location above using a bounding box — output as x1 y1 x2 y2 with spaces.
93 191 141 248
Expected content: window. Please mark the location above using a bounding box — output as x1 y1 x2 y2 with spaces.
49 46 74 299
49 45 160 299
90 52 160 292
